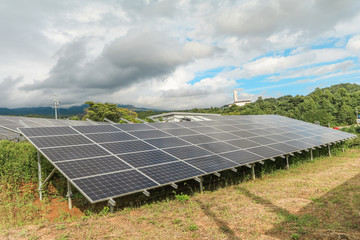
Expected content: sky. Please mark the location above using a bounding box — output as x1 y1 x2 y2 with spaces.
1 0 360 110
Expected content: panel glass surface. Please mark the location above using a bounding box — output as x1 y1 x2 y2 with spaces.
205 132 238 141
144 137 190 148
130 130 171 139
19 126 77 137
41 144 110 162
118 150 177 168
30 134 92 148
101 140 155 154
115 124 155 131
198 141 238 154
85 132 136 143
180 134 218 144
220 150 264 164
245 145 285 158
73 170 158 202
231 130 259 138
55 156 131 179
226 138 261 149
162 128 199 136
163 145 213 159
139 161 204 184
72 125 120 134
185 155 237 173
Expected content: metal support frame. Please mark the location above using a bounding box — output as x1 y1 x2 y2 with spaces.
42 168 56 187
143 190 150 197
37 151 42 200
108 198 116 213
231 168 237 172
195 177 203 193
214 172 221 177
171 183 178 189
251 163 255 180
135 117 147 123
104 118 115 124
328 144 331 157
310 148 313 161
120 118 133 124
67 180 72 209
285 155 289 170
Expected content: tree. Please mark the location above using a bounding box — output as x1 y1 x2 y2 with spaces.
83 101 138 123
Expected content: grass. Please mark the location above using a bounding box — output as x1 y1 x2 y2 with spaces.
1 147 359 239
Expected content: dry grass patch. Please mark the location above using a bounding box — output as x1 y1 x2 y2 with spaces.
1 149 359 239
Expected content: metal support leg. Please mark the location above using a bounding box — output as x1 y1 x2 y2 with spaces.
328 144 331 157
251 164 255 180
108 198 116 213
310 148 313 161
199 177 203 194
285 155 289 170
67 180 72 209
37 151 42 200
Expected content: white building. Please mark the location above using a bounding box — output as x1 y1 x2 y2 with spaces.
229 90 251 107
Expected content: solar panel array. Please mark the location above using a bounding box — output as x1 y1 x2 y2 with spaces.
0 115 95 132
18 115 356 203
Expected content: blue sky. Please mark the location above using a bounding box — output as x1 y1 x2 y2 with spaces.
0 0 360 109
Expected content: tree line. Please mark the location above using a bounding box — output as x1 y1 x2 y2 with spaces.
190 83 360 126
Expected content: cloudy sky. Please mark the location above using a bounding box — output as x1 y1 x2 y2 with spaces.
1 0 360 110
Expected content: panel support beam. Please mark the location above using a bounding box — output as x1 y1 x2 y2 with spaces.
195 177 203 193
108 198 116 213
285 155 289 170
67 180 72 210
251 164 255 180
41 168 56 187
170 183 178 189
214 172 221 177
328 144 331 157
143 190 150 197
37 150 42 200
230 168 237 173
310 148 313 161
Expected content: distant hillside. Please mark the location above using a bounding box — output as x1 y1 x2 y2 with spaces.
190 83 360 126
0 104 162 118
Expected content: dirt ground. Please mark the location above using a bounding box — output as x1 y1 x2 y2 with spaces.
1 149 359 240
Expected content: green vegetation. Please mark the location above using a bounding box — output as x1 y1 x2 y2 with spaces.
83 101 139 123
191 83 360 126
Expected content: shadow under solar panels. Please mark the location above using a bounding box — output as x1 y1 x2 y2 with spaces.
138 161 204 184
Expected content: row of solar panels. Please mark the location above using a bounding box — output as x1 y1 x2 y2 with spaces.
18 115 357 203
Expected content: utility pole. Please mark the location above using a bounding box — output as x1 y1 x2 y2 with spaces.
53 95 60 120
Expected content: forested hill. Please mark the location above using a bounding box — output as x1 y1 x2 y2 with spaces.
191 83 360 126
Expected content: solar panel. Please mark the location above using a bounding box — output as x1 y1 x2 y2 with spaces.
118 150 178 168
197 141 238 154
138 161 204 184
101 140 155 154
29 135 92 148
144 137 190 148
73 170 158 202
73 125 120 134
55 156 131 179
163 145 213 159
18 114 356 204
185 155 237 173
85 132 136 143
220 150 264 164
130 130 171 139
41 144 110 162
21 126 77 137
180 134 218 144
